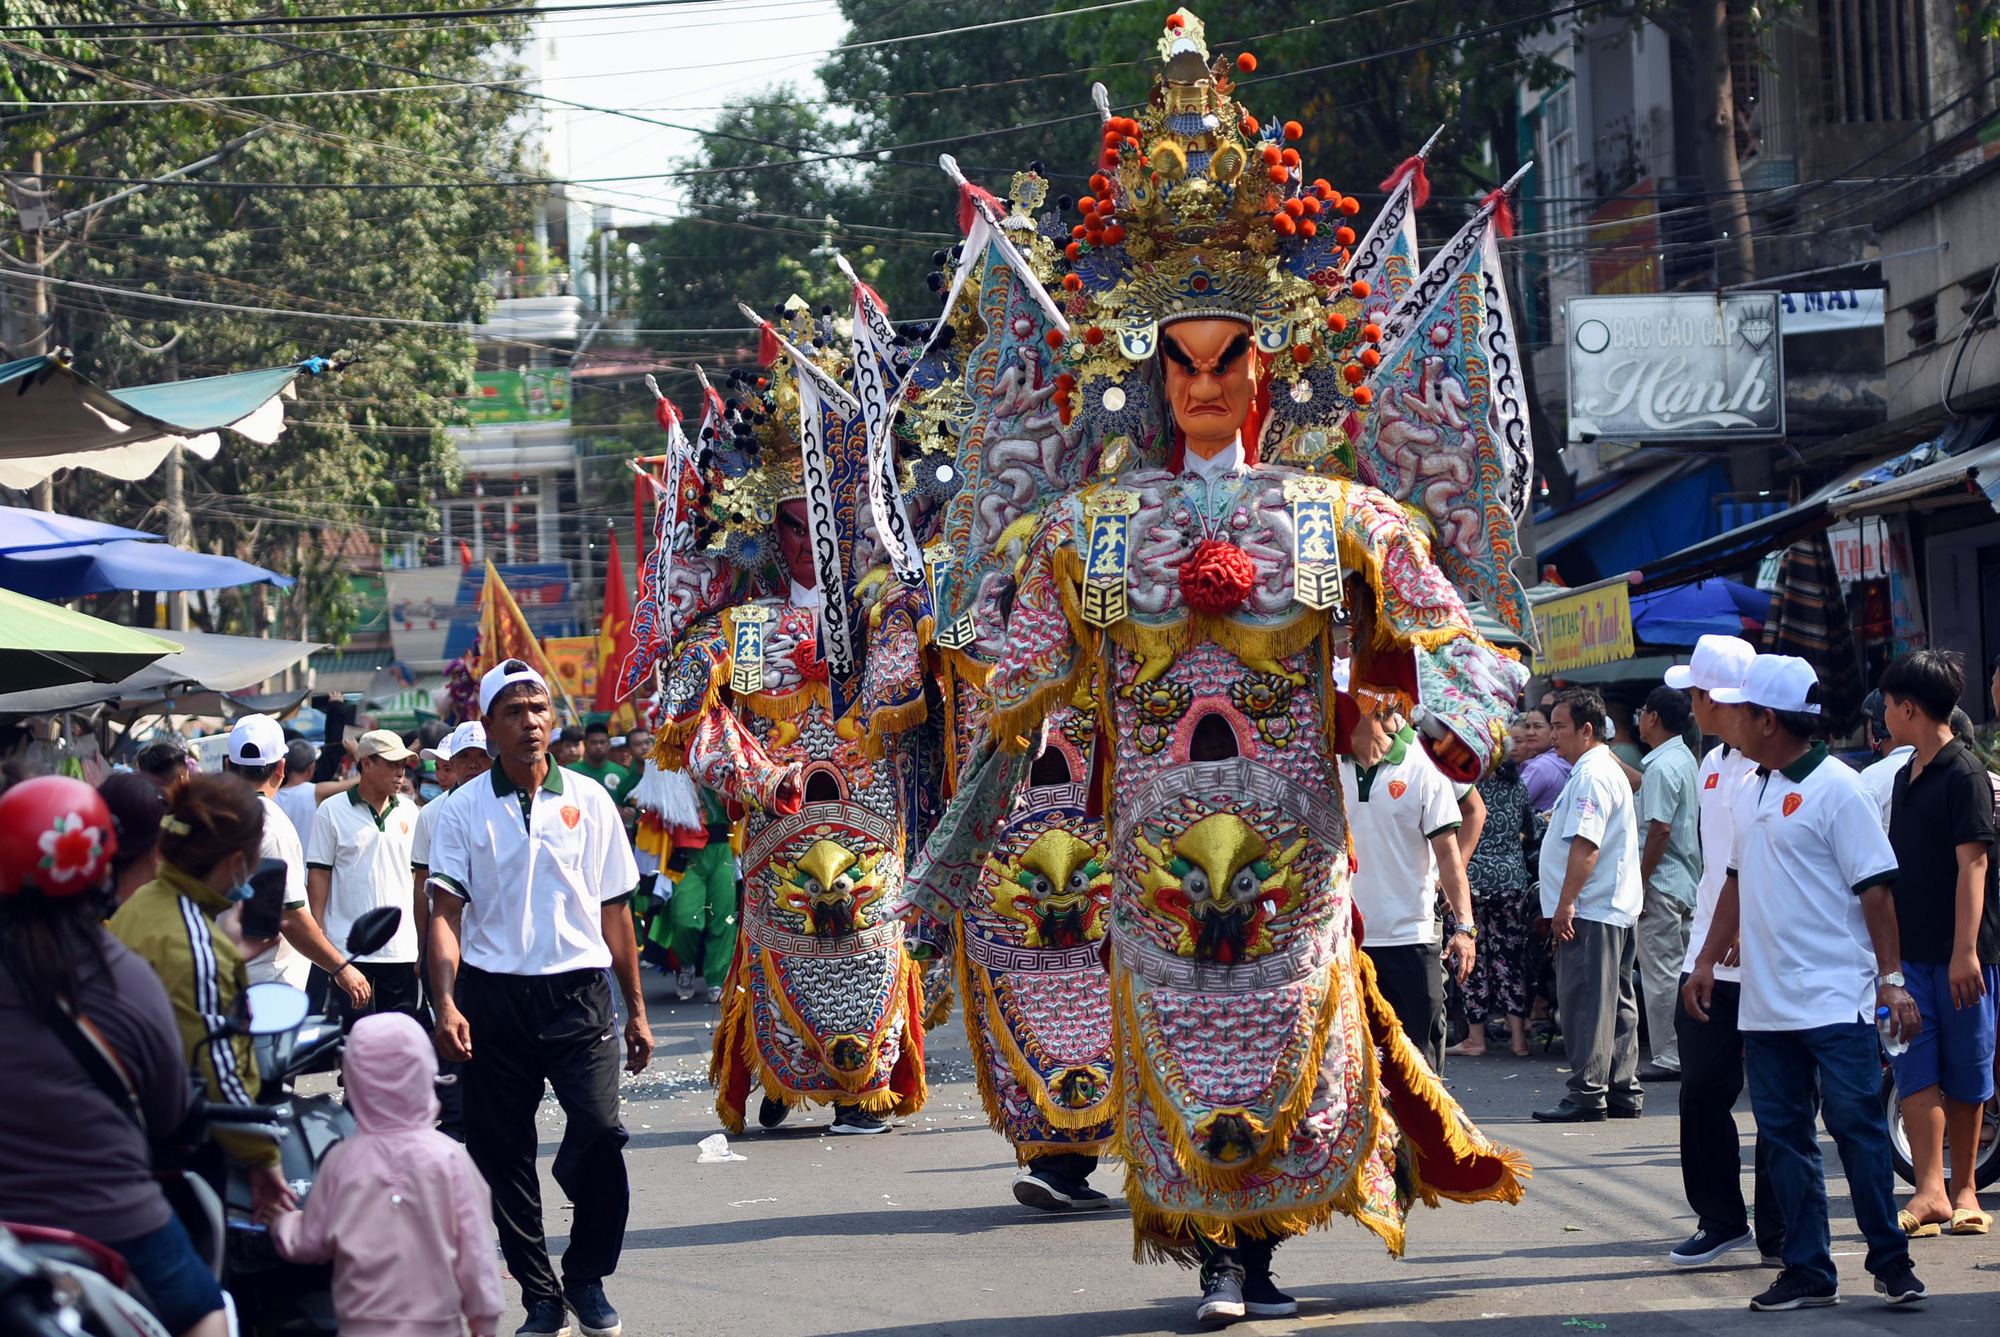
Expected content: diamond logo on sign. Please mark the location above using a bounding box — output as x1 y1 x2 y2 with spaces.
1565 293 1784 441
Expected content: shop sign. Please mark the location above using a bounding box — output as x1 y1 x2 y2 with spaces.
1531 581 1635 675
1566 293 1784 441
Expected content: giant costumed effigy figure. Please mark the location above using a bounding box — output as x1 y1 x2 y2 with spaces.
639 297 937 1137
881 9 1537 1321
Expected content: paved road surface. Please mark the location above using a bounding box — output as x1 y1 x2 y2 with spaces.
527 971 1996 1335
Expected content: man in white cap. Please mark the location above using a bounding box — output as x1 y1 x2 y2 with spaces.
306 727 423 1021
425 660 648 1337
1687 655 1925 1310
224 714 371 1008
1659 635 1786 1268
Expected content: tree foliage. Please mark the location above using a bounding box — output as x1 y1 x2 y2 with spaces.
1 1 537 642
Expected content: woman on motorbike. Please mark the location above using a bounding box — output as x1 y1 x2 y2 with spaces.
108 774 297 1223
0 777 229 1337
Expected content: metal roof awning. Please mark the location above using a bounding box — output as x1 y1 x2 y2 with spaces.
1531 458 1711 556
1825 440 2000 517
0 628 325 716
0 354 319 490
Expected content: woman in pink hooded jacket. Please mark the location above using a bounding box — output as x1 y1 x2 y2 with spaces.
268 1012 503 1337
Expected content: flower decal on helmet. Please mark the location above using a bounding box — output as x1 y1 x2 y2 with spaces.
39 812 106 883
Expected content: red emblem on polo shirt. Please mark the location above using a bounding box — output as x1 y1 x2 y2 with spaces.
1387 780 1407 800
561 805 581 829
1782 793 1803 817
1704 773 1719 790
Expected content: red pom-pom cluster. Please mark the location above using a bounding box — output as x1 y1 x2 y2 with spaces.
1179 539 1258 618
793 634 829 682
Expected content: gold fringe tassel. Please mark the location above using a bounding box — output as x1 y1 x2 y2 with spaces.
1353 948 1531 1208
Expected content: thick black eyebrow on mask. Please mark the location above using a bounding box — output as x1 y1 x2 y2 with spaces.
1162 330 1252 376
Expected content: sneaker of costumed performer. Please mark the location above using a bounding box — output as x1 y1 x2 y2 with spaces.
1684 654 1927 1310
1533 686 1646 1123
1877 649 1998 1239
306 729 424 1023
1660 635 1787 1269
425 660 650 1337
224 714 372 1012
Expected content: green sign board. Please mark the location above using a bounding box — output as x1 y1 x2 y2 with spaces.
350 574 388 634
455 369 570 426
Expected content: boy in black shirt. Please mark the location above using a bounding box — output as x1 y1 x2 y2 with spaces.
1881 649 1999 1236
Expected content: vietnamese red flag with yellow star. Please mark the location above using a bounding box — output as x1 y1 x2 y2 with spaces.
594 528 636 727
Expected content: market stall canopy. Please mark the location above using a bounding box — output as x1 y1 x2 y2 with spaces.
0 505 156 554
1629 579 1770 645
0 587 183 693
0 627 324 716
0 539 294 601
0 354 323 490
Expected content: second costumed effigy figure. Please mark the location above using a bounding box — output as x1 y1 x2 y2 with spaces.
886 7 1537 1323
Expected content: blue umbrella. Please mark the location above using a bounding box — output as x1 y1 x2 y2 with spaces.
0 504 157 555
0 539 294 600
1630 578 1770 647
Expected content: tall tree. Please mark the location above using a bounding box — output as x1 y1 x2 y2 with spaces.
2 1 536 641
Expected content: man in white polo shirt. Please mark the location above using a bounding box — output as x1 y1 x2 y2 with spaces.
1686 655 1925 1310
1534 686 1645 1122
225 714 371 1009
427 661 648 1337
1660 635 1786 1268
1342 707 1475 1071
306 728 422 1021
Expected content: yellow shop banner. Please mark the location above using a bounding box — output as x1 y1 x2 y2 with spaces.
1531 583 1635 675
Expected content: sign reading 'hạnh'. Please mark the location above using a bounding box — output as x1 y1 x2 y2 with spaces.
1565 293 1784 442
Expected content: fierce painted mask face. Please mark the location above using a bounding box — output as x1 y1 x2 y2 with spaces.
1160 317 1257 459
776 498 816 589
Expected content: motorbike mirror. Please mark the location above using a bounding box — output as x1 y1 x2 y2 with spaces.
243 981 311 1036
345 906 403 959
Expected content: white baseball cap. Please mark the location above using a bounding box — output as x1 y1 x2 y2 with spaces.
447 721 488 757
1663 634 1757 693
479 659 547 715
227 714 287 766
1711 654 1821 714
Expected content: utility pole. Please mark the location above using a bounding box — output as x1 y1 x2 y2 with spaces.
162 342 191 631
7 151 55 511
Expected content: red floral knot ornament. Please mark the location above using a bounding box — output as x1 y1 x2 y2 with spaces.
1179 539 1257 617
792 634 830 682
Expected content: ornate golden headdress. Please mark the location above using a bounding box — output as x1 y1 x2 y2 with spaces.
1050 8 1386 461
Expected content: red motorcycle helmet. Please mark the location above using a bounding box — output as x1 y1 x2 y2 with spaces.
0 775 119 898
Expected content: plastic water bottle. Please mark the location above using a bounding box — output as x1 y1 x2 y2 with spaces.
1877 1005 1909 1057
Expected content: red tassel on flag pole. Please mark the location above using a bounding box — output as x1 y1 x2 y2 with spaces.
1379 152 1432 211
956 180 1004 236
1479 186 1517 239
756 320 783 367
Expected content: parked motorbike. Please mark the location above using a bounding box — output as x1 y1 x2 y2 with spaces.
1 907 403 1337
221 907 403 1337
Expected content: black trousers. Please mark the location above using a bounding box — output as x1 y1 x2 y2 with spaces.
1675 974 1786 1253
1029 1151 1098 1193
1365 943 1445 1072
1196 1232 1280 1281
328 960 425 1026
458 966 630 1308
